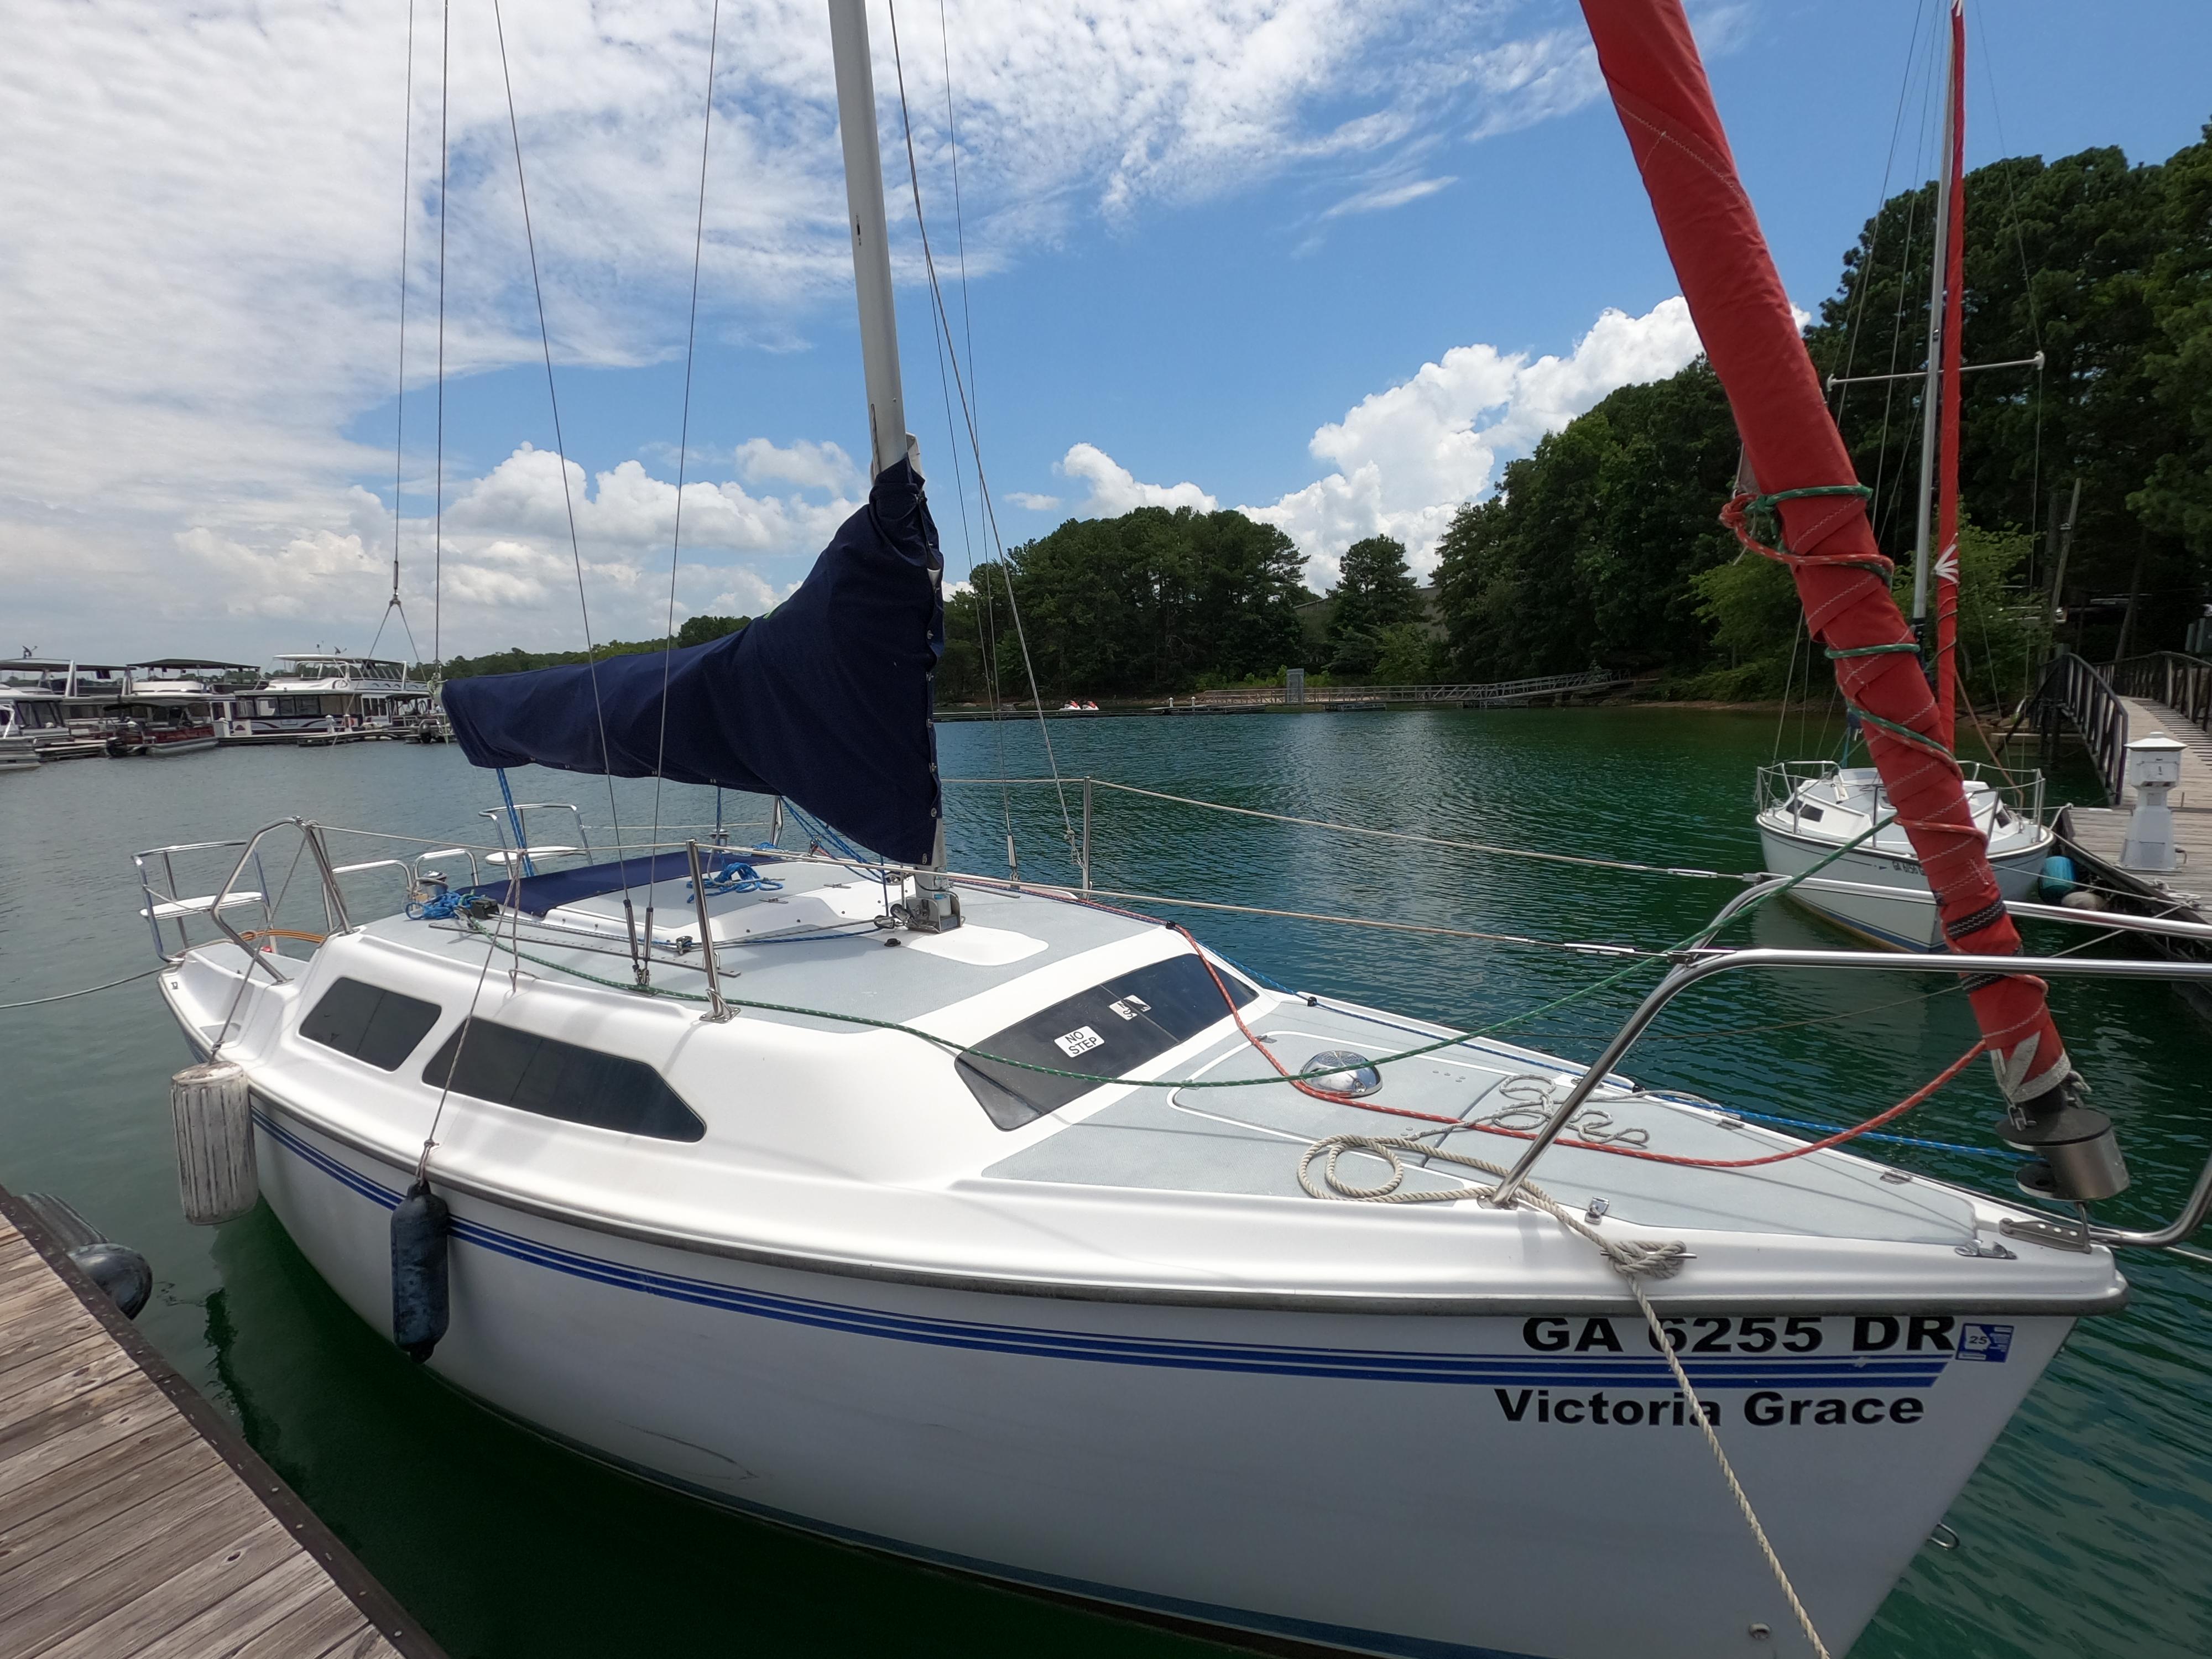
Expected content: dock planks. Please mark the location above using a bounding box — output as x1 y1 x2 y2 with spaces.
0 1186 442 1659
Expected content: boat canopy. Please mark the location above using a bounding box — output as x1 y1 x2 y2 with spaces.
444 457 945 865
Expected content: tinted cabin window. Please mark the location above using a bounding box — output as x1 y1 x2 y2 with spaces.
300 978 442 1071
421 1019 705 1142
958 953 1258 1131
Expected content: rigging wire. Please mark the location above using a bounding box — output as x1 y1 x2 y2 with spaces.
489 0 646 980
926 0 1018 881
367 0 423 682
432 0 450 674
883 0 1080 871
643 0 723 963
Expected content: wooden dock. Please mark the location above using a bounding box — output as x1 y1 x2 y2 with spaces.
2060 692 2212 915
0 1185 442 1659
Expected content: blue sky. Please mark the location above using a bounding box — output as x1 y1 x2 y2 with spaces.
4 0 2208 661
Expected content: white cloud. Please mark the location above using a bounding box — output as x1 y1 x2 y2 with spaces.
733 438 861 494
1055 444 1220 517
1006 491 1063 513
1062 298 1704 588
1320 174 1457 220
0 0 1753 657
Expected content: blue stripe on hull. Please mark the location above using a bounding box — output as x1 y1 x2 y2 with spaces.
252 1107 1945 1389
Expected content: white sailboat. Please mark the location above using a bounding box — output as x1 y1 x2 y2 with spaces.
1755 1 2055 951
131 6 2210 1658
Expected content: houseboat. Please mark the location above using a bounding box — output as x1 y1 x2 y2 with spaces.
220 655 427 744
0 661 128 759
112 660 263 756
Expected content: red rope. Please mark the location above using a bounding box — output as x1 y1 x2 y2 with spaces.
1175 924 1985 1173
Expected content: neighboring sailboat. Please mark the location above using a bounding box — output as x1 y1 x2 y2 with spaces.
1755 0 2056 950
131 4 2209 1657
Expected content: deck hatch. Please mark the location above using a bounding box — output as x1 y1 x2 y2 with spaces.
299 977 442 1071
958 953 1256 1130
421 1019 706 1141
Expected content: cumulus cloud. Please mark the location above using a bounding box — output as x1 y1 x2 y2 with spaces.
1062 298 1704 587
1056 444 1220 517
1005 492 1063 513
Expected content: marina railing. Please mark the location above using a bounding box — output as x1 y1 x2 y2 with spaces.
2111 650 2212 740
2027 651 2130 804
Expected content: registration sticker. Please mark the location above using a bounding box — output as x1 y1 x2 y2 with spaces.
1055 1026 1105 1058
1955 1323 2013 1362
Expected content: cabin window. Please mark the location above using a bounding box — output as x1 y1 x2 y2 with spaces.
421 1020 705 1142
1796 804 1825 822
957 953 1259 1131
300 977 443 1071
272 696 322 718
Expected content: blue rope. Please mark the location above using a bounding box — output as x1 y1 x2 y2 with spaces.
785 802 883 874
495 767 536 878
687 855 783 899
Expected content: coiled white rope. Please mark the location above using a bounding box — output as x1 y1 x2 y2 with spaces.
1298 1132 1832 1659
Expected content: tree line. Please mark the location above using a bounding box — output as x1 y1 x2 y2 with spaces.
1433 122 2212 703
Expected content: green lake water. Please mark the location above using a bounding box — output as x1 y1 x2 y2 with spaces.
2 707 2206 1657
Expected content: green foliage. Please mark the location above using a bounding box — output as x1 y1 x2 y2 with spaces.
1370 622 1439 685
2131 122 2212 558
940 507 1308 701
1433 359 1740 680
1326 535 1422 676
1807 136 2210 653
675 614 749 648
441 614 751 681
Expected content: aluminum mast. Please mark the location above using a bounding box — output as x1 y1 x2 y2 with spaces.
827 0 908 482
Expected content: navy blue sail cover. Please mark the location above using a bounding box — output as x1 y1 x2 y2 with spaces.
444 458 943 864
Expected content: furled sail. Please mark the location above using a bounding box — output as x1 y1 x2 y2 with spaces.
444 456 945 865
1579 0 2075 1107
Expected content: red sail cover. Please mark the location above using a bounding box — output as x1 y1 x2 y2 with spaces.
1934 0 1967 743
1579 0 2072 1103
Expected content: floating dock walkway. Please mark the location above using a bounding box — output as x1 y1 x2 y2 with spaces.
0 1185 442 1659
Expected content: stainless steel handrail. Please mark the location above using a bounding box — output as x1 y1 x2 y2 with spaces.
1486 940 2212 1246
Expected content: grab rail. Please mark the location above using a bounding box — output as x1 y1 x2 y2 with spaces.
1488 927 2212 1251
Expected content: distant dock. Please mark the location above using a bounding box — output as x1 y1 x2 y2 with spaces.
0 1184 442 1659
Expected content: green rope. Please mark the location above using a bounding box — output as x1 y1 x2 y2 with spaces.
453 816 1899 1093
1825 641 1921 659
1848 706 1952 760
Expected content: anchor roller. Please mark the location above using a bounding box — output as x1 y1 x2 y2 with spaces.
170 1060 258 1226
390 1181 451 1363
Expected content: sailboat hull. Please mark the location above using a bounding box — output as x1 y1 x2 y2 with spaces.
246 1088 2064 1659
1759 821 2049 951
